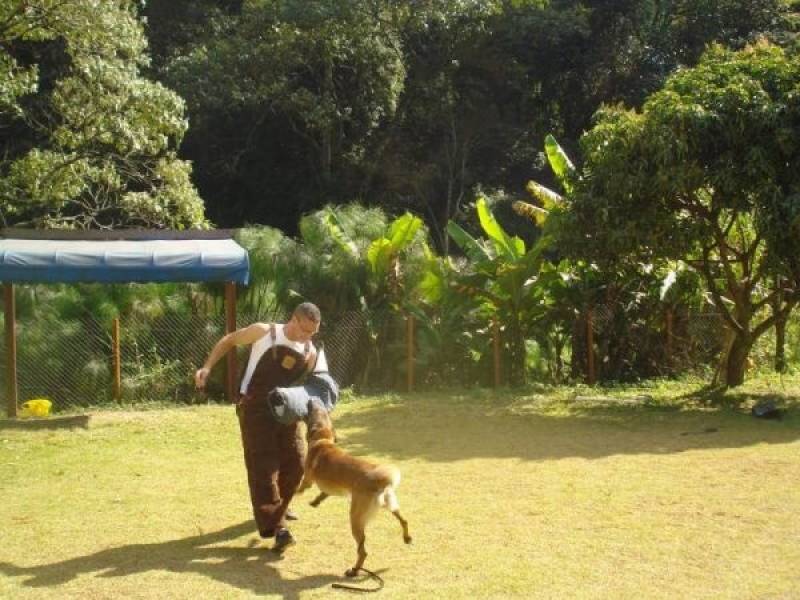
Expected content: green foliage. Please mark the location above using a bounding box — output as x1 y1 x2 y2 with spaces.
255 203 430 389
572 41 800 386
544 134 575 193
448 196 553 384
367 212 423 279
232 226 290 316
0 0 206 229
134 0 793 234
515 133 573 229
163 0 406 226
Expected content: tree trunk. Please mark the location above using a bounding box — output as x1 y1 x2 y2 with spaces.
772 283 787 373
775 315 787 373
321 55 334 185
570 316 585 379
552 335 565 383
725 333 752 387
507 315 527 386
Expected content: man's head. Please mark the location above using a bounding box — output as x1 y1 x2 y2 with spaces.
285 302 321 343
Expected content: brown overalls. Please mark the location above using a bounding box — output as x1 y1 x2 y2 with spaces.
237 340 313 537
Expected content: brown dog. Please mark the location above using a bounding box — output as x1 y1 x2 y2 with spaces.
298 401 412 577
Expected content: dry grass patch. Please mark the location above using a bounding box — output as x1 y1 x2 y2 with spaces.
1 381 799 598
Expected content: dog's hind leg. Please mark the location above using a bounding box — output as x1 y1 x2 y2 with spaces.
309 491 328 507
391 509 412 544
381 487 412 544
345 494 373 577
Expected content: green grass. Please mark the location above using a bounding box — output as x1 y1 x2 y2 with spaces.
1 378 800 599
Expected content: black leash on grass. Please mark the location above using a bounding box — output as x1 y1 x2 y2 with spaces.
331 568 385 593
680 427 719 436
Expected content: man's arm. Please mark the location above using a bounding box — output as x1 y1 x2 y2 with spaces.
194 323 271 390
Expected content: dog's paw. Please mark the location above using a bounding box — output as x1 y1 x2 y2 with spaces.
404 535 412 544
309 492 327 507
345 568 359 578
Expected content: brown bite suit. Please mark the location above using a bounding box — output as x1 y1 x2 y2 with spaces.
237 344 312 537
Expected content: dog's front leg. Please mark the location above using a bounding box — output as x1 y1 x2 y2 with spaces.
346 495 369 577
297 475 313 494
309 491 329 507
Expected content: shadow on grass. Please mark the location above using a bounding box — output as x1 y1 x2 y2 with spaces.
0 521 337 598
678 383 798 412
0 415 90 430
332 392 800 463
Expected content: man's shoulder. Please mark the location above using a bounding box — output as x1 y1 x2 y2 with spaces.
248 322 282 338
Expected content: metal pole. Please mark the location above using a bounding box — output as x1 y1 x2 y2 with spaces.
112 317 121 401
586 307 595 385
665 308 674 367
406 314 414 393
4 283 18 418
224 282 238 403
493 319 501 387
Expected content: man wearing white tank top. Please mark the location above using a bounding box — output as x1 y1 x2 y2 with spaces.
195 302 335 552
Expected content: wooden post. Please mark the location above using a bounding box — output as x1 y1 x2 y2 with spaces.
112 317 121 401
4 283 17 418
586 307 596 385
406 313 415 393
493 319 501 387
224 282 238 403
665 308 674 367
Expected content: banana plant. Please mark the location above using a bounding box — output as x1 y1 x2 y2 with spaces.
511 135 610 381
321 206 426 387
513 134 574 226
323 206 424 303
366 212 423 297
447 196 553 385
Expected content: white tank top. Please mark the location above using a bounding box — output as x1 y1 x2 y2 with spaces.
239 323 328 393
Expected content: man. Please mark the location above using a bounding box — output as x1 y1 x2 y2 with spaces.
195 302 336 552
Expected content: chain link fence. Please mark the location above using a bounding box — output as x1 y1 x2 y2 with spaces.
584 302 728 379
0 300 384 411
1 285 798 413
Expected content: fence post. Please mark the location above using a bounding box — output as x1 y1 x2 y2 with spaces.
586 306 596 385
224 282 238 403
3 282 17 418
665 308 674 367
406 313 415 392
112 317 121 401
493 319 501 387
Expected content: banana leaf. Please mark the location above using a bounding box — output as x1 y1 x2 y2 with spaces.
447 220 491 263
388 212 423 250
544 134 575 193
477 197 524 259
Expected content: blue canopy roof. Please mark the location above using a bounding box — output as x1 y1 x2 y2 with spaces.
0 237 249 284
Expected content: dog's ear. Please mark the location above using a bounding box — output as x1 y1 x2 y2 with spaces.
305 399 319 420
305 400 325 433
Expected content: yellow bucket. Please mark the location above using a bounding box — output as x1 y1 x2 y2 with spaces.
20 398 52 418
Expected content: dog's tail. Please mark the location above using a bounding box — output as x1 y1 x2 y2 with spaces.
368 465 401 511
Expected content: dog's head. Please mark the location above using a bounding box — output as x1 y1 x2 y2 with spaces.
306 400 335 443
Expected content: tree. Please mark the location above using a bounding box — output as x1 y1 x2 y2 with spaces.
136 0 790 234
139 0 243 72
570 41 800 386
164 0 405 229
0 0 205 229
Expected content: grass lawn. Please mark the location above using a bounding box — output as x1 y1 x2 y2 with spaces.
1 378 799 599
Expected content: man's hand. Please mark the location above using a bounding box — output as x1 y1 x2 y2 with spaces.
195 367 211 390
